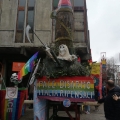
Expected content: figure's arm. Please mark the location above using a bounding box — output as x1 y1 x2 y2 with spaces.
98 97 105 103
113 94 120 101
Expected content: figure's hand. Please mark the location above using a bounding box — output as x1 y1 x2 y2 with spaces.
113 94 119 101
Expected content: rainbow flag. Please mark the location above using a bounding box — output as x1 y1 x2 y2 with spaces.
0 90 26 120
18 52 39 80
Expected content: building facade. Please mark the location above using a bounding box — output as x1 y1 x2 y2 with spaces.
0 0 91 87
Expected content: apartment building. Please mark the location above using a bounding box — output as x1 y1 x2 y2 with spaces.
0 0 91 87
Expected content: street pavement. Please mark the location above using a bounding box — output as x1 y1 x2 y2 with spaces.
20 104 105 120
81 105 105 120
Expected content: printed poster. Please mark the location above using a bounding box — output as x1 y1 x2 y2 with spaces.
5 87 18 99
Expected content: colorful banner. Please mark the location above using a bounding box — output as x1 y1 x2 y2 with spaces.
91 63 102 99
0 89 27 120
91 63 100 75
37 76 95 102
34 86 47 120
90 63 100 86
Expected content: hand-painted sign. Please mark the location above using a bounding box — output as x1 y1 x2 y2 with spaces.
37 76 95 102
5 87 18 99
91 63 100 75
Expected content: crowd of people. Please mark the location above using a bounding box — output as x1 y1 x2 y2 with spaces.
84 80 120 120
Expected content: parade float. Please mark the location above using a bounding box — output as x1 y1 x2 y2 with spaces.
0 0 103 120
32 0 95 120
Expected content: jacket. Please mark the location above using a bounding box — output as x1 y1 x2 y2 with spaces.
98 86 120 120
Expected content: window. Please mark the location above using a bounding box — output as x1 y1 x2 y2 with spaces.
53 0 59 10
15 0 25 43
74 0 84 7
19 0 26 7
25 0 35 42
15 0 35 43
74 0 84 11
0 0 3 22
18 11 25 30
27 0 35 29
28 0 35 6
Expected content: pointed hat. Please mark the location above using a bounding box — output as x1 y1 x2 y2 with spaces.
58 0 72 7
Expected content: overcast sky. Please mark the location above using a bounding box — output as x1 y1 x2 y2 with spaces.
86 0 120 64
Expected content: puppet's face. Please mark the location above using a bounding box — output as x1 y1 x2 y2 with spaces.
59 44 68 56
11 73 18 81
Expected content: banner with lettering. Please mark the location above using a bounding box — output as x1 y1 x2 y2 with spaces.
0 89 27 120
37 76 95 102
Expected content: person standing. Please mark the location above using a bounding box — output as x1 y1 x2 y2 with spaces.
98 80 120 120
84 105 90 114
